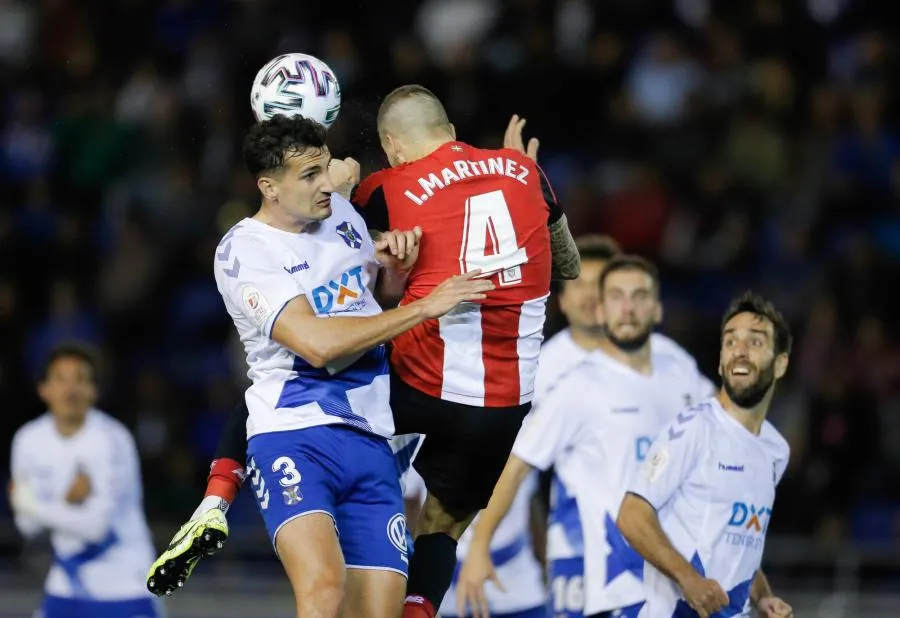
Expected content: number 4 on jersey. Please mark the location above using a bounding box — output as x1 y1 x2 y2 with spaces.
459 190 528 286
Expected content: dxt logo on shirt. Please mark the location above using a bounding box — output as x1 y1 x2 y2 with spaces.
725 502 772 550
312 266 366 314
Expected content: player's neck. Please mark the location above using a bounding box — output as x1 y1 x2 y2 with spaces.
599 338 652 375
568 326 606 351
716 390 771 436
52 413 88 437
254 203 310 233
405 137 453 162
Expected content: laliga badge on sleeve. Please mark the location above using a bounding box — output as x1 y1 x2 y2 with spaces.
645 446 670 483
241 286 273 328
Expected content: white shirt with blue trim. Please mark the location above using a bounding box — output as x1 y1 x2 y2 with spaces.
517 335 712 615
10 409 156 601
214 194 394 440
628 398 790 618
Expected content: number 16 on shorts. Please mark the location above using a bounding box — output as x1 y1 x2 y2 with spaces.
247 455 303 511
549 557 585 618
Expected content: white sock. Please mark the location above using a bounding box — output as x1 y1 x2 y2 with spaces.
190 495 230 520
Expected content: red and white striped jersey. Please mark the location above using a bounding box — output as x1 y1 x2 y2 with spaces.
354 141 557 407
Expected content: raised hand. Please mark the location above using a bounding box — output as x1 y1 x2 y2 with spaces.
328 157 361 198
503 114 539 161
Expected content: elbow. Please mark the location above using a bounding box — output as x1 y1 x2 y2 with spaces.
560 259 581 280
300 339 350 369
551 262 581 281
303 349 332 369
616 496 638 541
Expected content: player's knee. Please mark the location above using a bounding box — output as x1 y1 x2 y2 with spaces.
418 494 476 539
293 578 343 617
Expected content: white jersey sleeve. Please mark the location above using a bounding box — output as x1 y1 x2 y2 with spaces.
10 428 44 538
512 385 584 471
627 406 708 512
215 229 305 337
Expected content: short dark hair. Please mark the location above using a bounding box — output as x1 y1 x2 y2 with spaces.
598 254 660 294
41 341 101 382
377 84 451 135
720 291 792 356
576 235 622 263
242 115 327 178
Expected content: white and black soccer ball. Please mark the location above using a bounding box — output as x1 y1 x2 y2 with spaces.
250 53 342 129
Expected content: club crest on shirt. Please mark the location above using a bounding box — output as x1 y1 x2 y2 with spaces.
282 485 302 506
336 221 363 249
241 285 273 328
645 446 670 483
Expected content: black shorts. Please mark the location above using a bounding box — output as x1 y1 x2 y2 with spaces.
390 374 531 521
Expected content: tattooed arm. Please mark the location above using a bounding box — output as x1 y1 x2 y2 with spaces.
549 214 580 280
504 114 580 280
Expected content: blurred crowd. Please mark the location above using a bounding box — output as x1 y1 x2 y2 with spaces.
1 0 900 550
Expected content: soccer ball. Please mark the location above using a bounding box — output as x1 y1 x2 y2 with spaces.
250 53 342 129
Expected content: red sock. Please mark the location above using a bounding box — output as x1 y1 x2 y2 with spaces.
205 458 245 503
402 595 436 618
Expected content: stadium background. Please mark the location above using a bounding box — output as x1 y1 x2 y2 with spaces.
1 0 899 615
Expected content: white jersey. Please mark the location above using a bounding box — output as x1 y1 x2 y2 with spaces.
629 398 790 618
440 472 547 616
517 343 710 615
214 194 394 440
535 329 715 401
10 410 156 601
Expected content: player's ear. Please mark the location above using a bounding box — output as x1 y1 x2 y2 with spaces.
774 353 789 380
257 176 278 201
382 134 403 166
449 123 456 140
37 380 50 406
654 300 663 326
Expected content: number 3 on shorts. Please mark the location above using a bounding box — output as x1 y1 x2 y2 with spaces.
272 456 301 487
459 190 527 285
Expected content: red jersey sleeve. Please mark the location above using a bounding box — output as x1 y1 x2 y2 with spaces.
351 170 391 232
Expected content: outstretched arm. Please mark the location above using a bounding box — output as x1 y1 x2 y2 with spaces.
504 114 579 280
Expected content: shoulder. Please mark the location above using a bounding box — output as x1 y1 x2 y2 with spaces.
651 333 698 368
89 411 136 447
213 220 284 281
354 169 393 207
215 220 274 261
759 420 790 460
12 415 52 447
330 193 367 226
540 329 574 359
661 399 716 444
